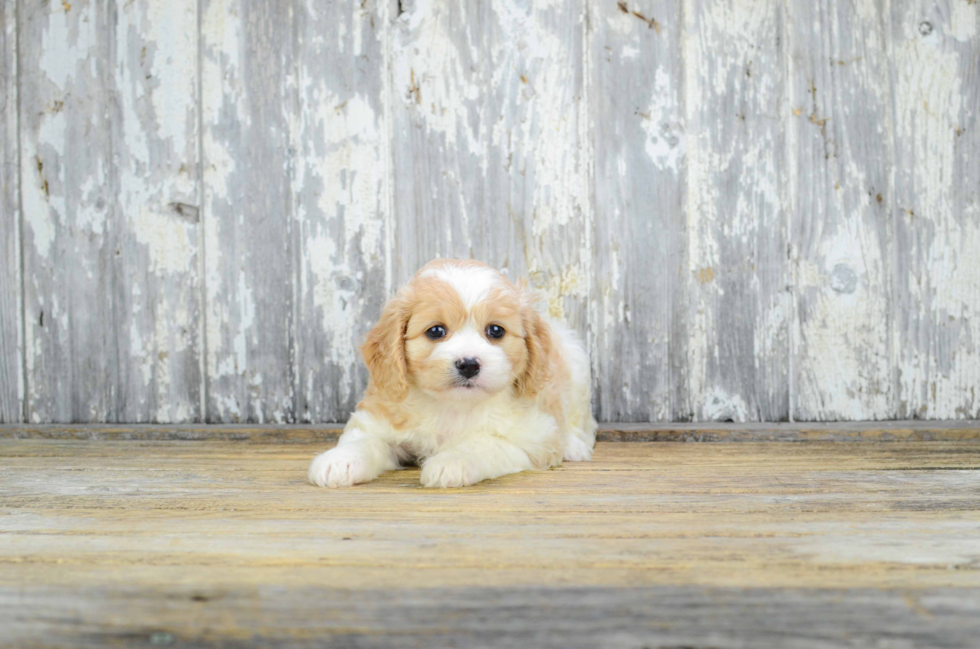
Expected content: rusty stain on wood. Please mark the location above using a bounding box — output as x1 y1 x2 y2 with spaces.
696 266 715 284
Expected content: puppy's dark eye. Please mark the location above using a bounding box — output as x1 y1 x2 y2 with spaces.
426 325 447 340
486 324 505 339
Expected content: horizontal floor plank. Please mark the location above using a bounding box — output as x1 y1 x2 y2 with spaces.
4 585 979 649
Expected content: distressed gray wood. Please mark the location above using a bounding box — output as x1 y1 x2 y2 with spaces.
389 0 591 331
3 0 980 424
110 0 203 422
684 0 790 421
19 0 202 424
591 1 689 422
201 0 295 423
0 0 20 423
388 0 486 282
291 0 389 422
5 585 980 648
20 1 117 422
787 0 895 420
481 0 591 332
891 0 980 420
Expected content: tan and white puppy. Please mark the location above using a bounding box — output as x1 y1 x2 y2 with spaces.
308 259 597 488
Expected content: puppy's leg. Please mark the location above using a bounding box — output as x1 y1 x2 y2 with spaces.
420 435 536 488
562 413 597 462
308 427 400 488
550 319 597 461
558 370 597 462
421 410 562 488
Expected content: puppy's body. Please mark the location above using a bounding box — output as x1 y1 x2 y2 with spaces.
309 260 596 488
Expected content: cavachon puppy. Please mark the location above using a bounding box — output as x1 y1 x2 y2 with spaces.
308 259 597 488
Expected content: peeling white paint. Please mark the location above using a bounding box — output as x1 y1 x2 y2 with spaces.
143 2 198 156
894 29 962 226
533 265 587 320
22 111 67 259
392 0 484 154
640 67 684 171
701 388 749 423
493 0 590 327
949 1 978 42
233 268 255 377
39 5 96 91
684 0 789 420
9 0 979 424
893 2 979 419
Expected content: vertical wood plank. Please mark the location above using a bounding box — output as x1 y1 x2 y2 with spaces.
0 0 21 422
787 0 895 420
891 0 980 419
201 0 295 422
20 1 115 422
684 0 790 421
389 0 591 332
110 1 203 422
20 0 202 423
291 0 389 422
591 1 688 421
483 0 592 333
388 0 485 282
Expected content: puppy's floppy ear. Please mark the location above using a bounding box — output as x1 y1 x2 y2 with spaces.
361 293 411 401
515 280 554 399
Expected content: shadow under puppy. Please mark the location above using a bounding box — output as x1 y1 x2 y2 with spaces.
308 259 597 488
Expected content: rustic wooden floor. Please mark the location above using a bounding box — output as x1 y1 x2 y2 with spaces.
2 424 979 648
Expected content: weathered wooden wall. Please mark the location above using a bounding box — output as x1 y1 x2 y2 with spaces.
1 0 977 424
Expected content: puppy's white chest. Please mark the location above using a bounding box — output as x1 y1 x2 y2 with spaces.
428 407 477 448
403 396 513 458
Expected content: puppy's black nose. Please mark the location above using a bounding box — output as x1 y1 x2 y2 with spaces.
455 358 481 379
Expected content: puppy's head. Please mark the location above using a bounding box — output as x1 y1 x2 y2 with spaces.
361 260 552 401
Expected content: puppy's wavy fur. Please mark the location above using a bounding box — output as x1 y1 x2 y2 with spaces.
308 259 597 488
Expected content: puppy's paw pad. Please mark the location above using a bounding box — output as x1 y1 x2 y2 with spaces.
308 448 374 488
420 455 478 488
562 436 594 462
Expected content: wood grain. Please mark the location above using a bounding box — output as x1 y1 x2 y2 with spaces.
388 0 487 282
201 0 295 423
591 0 689 422
20 1 115 422
19 1 202 424
290 0 389 423
110 0 203 423
3 0 979 424
2 438 979 646
0 0 20 423
787 0 895 421
684 0 790 421
4 585 979 648
389 0 591 331
891 0 980 420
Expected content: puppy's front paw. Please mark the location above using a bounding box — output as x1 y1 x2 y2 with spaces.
562 435 594 462
308 446 377 488
420 453 480 488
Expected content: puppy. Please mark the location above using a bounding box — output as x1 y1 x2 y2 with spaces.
308 259 597 488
